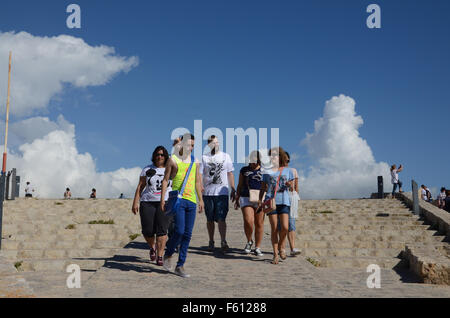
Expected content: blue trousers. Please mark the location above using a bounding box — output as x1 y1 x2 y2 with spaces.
165 198 197 267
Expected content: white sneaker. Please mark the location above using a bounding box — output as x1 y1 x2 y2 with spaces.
244 241 253 253
290 248 301 256
175 266 190 278
254 247 263 257
163 255 173 272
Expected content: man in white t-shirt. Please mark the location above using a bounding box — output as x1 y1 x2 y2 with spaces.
201 135 236 252
390 164 403 197
25 181 34 198
420 185 432 202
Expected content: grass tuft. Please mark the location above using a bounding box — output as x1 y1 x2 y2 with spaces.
306 257 320 267
65 224 76 230
88 219 114 225
14 261 23 271
129 234 139 241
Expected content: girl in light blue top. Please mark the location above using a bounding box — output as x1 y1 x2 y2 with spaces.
258 147 294 264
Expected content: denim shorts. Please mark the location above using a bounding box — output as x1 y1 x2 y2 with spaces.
239 197 259 209
203 195 229 222
267 204 290 216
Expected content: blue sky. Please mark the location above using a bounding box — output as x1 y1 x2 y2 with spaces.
0 0 449 198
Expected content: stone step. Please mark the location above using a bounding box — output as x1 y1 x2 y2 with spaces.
6 232 132 242
296 240 445 250
2 224 139 236
1 248 121 260
296 219 423 225
309 256 407 269
295 224 429 231
1 239 128 250
296 234 446 243
301 248 402 258
17 258 106 272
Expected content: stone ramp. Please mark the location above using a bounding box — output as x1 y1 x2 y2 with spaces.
52 204 450 298
2 197 450 297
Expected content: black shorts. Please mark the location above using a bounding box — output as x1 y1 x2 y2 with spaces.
139 201 171 237
25 194 32 198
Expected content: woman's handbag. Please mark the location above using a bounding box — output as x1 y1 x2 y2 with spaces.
247 170 265 203
262 168 284 214
165 155 194 217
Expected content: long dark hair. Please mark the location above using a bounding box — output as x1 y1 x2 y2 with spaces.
248 150 261 167
268 147 288 167
152 146 169 166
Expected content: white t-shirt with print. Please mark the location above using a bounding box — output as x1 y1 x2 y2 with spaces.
391 169 399 184
25 184 33 194
140 165 172 202
201 151 234 196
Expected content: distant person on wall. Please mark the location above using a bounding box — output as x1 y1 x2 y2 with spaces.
132 146 172 266
119 193 124 199
25 182 34 198
201 135 236 253
444 190 450 213
437 187 447 209
235 150 264 257
64 188 72 199
390 164 403 197
420 185 432 202
90 188 96 199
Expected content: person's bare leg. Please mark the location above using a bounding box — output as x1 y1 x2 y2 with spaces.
268 214 279 264
155 235 167 258
242 207 254 242
288 231 295 251
144 236 155 250
207 221 215 242
278 214 289 259
218 220 227 242
254 209 264 248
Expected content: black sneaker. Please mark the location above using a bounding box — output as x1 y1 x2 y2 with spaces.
207 241 215 252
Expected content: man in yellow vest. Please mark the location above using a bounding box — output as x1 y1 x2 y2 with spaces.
160 133 204 278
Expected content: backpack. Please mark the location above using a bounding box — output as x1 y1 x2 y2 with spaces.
426 189 432 200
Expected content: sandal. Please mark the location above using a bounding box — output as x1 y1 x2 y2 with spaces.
149 248 156 262
279 249 287 260
156 256 163 266
271 256 279 264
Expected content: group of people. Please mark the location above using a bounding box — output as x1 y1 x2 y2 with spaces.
62 188 96 199
131 134 301 278
391 164 449 212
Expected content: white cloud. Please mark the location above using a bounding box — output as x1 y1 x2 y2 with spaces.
299 94 391 199
6 117 141 199
0 31 139 116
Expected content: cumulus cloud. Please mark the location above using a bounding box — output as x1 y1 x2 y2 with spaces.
299 94 391 199
5 116 141 199
0 31 139 116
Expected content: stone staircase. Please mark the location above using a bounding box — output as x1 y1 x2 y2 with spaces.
297 198 449 269
1 198 140 272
